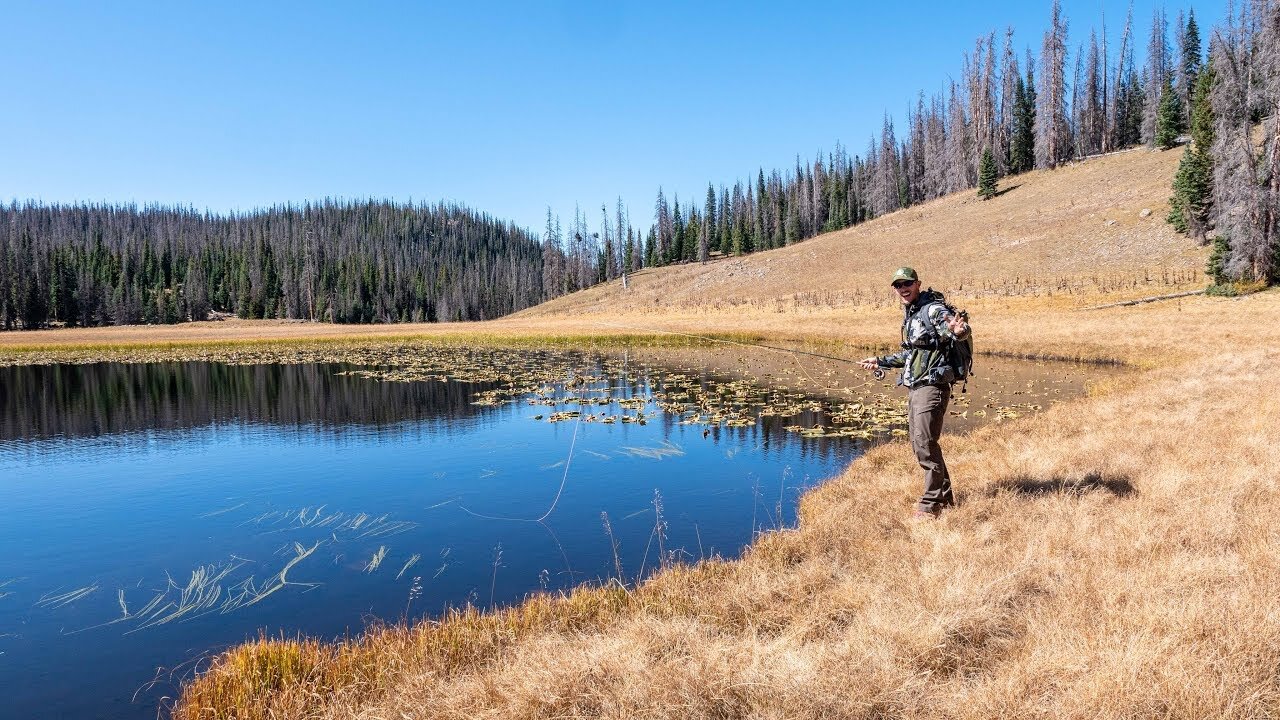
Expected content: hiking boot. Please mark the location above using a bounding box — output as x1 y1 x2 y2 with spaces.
911 508 939 521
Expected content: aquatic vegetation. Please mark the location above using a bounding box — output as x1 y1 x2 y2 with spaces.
617 441 686 460
395 554 421 580
36 583 99 609
0 339 1070 459
62 543 331 635
199 501 248 518
239 542 323 609
130 559 249 630
364 546 388 574
246 506 418 541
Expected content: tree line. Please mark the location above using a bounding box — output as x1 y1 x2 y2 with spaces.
0 200 546 328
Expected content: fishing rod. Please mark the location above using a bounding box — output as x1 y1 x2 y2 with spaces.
593 321 889 380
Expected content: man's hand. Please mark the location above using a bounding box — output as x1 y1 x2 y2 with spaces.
945 313 969 338
858 358 880 370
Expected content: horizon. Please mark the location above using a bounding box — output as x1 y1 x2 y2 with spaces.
3 0 1221 235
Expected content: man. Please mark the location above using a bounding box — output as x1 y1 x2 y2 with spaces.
859 267 970 519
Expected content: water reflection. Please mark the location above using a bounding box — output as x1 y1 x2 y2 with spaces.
0 362 501 441
0 360 858 465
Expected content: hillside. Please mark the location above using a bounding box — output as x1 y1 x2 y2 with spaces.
523 147 1204 316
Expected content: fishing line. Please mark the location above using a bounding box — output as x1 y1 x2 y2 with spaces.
594 321 866 366
594 321 886 383
458 372 586 524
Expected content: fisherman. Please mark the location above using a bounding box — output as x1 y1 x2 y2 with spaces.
859 267 970 519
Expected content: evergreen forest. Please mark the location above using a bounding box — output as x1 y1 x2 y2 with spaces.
0 201 544 328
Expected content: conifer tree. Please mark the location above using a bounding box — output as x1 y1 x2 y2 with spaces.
977 147 998 199
1010 62 1037 173
1205 233 1231 286
703 183 717 256
1178 10 1202 111
1167 61 1214 240
623 226 635 274
1155 76 1185 149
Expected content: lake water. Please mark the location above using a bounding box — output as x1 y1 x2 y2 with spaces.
0 349 1096 718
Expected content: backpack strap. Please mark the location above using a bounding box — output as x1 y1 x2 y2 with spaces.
902 300 950 350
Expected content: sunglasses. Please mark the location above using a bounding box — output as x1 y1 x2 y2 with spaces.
892 280 916 289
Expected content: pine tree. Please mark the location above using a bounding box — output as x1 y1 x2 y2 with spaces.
1154 76 1184 149
1178 10 1202 110
977 147 998 199
1167 61 1214 240
670 198 684 264
623 226 635 274
1206 233 1231 286
1010 62 1037 173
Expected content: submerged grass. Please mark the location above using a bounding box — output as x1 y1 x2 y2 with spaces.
171 289 1280 720
35 584 99 609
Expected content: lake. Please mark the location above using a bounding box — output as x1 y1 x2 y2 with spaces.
0 346 1097 718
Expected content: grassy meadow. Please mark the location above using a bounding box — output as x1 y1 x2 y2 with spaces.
5 148 1278 718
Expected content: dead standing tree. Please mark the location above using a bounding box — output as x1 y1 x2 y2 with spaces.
1210 0 1280 283
1037 0 1072 168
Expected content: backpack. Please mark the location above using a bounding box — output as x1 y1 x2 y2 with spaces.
912 291 974 389
944 304 974 388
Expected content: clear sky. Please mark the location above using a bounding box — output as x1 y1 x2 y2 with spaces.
2 1 1220 234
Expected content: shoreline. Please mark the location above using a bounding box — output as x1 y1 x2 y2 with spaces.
164 289 1280 719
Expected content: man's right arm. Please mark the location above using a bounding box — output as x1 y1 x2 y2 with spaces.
877 350 908 368
861 350 906 369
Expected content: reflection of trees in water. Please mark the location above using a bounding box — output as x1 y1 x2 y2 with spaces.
1 359 862 463
0 363 497 441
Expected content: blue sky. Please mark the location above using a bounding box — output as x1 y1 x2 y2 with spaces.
2 1 1220 234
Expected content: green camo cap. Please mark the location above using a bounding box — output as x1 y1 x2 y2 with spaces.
890 267 919 284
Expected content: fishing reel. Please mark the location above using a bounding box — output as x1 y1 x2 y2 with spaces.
872 368 886 381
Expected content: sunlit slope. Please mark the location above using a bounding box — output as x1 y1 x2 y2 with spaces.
521 147 1202 317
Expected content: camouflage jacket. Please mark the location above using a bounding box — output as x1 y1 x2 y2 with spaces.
876 290 965 388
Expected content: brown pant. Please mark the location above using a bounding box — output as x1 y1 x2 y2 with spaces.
908 383 953 512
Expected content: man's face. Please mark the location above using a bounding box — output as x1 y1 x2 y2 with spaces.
893 279 921 304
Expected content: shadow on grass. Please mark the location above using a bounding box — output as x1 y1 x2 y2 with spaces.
992 183 1021 199
983 472 1135 498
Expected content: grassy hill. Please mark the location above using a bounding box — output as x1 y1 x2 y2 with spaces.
525 147 1205 317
